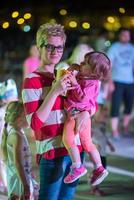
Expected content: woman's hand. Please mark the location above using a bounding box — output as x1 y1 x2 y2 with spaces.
52 73 75 95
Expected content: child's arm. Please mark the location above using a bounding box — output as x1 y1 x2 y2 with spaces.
70 75 99 103
66 72 87 102
9 132 30 197
1 127 8 163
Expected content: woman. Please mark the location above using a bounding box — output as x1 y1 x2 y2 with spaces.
22 22 84 200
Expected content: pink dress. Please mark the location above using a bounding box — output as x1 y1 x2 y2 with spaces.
65 78 100 115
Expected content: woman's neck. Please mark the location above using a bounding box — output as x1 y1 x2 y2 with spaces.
38 63 55 74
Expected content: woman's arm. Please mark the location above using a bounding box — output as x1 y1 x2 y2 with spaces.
36 74 75 121
22 73 74 131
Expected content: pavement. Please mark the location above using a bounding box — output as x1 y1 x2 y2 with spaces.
0 194 7 200
108 135 134 159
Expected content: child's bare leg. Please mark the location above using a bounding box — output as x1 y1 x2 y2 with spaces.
62 115 81 167
63 115 87 183
76 111 102 168
77 111 108 186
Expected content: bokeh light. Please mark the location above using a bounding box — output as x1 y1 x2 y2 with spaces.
59 9 67 16
17 18 25 25
69 21 77 28
82 22 90 29
24 13 32 20
119 7 126 14
2 22 9 29
23 25 31 32
12 11 19 18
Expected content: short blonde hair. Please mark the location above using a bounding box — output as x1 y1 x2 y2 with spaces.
36 22 66 48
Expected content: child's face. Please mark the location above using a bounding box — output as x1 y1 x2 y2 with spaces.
17 112 28 128
80 60 92 77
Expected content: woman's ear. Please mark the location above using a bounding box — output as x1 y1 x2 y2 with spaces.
37 47 41 53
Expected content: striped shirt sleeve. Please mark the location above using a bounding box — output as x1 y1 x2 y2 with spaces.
22 73 44 131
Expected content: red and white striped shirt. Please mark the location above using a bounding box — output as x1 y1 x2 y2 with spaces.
22 71 83 163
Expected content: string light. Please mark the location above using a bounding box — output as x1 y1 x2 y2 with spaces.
24 13 32 20
82 22 90 29
2 22 9 29
23 25 31 32
12 11 19 18
119 7 125 14
59 9 67 16
69 21 77 28
17 18 25 25
107 16 115 23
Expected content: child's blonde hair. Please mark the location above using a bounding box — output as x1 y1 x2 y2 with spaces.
4 100 24 126
84 51 111 80
36 22 66 48
1 100 24 161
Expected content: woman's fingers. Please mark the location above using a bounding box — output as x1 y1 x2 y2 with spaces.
61 72 73 81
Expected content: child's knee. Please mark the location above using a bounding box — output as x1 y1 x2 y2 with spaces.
64 116 75 129
62 134 76 149
81 139 96 153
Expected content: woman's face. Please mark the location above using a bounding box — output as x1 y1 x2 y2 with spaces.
17 112 28 128
40 36 64 65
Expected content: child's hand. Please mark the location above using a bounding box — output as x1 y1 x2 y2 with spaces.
69 72 79 87
21 185 30 200
10 194 19 200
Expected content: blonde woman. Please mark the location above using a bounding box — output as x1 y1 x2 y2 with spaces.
22 22 85 200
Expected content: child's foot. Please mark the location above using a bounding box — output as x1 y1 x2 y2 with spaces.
90 166 108 186
64 164 87 184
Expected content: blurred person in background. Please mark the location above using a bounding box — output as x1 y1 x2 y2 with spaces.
23 42 41 79
94 28 112 53
107 28 134 139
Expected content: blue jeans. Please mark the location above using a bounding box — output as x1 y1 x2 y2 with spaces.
39 153 84 200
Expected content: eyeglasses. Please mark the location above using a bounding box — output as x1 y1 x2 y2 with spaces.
41 43 64 53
